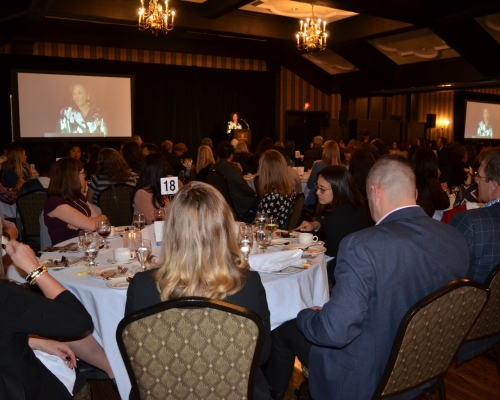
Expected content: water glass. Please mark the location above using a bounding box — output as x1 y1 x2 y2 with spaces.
133 238 152 271
86 237 100 268
255 212 269 230
133 212 146 231
237 234 253 260
239 224 253 237
78 229 93 262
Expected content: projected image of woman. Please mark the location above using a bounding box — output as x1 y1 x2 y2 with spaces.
477 108 493 138
58 83 107 136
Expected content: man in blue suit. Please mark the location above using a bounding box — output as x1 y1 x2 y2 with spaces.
450 149 500 362
266 156 469 400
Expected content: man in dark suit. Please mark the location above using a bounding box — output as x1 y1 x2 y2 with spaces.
266 156 469 400
303 136 323 172
161 140 186 176
450 149 500 362
213 141 257 218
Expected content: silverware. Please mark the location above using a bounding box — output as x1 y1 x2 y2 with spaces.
119 267 128 275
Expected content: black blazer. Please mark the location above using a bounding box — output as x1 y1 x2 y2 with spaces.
303 147 322 172
163 151 186 176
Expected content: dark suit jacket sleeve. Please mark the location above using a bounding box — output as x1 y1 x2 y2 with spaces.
125 269 161 316
449 211 475 263
226 163 257 197
296 234 372 348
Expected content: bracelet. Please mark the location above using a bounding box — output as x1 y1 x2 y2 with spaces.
26 265 47 286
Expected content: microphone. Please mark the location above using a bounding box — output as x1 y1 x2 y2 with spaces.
240 119 250 129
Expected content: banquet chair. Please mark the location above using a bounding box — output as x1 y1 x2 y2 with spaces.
16 191 47 252
97 184 134 227
39 210 52 249
372 279 488 400
460 263 500 375
284 193 304 231
116 297 265 400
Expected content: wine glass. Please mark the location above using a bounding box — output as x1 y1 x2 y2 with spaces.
78 229 93 262
237 234 253 260
133 238 152 271
239 224 253 237
266 216 278 238
86 237 100 269
96 219 111 249
133 212 146 231
256 228 272 253
153 208 165 222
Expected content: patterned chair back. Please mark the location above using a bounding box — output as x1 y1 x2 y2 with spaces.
465 263 500 342
97 184 134 227
17 191 47 247
117 297 265 400
373 279 488 399
285 193 304 231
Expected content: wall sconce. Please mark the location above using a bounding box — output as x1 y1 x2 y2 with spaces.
439 119 450 131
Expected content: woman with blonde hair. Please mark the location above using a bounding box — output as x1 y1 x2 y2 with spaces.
233 140 252 175
195 145 215 182
305 140 341 206
86 148 138 205
2 146 30 188
257 149 297 229
125 182 271 399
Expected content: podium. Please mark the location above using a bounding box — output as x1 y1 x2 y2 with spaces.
231 129 251 146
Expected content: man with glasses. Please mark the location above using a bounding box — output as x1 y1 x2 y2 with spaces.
450 149 500 363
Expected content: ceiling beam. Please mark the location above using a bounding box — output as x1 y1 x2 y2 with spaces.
202 0 255 19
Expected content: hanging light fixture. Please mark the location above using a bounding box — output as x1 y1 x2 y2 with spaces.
138 0 175 35
296 5 328 53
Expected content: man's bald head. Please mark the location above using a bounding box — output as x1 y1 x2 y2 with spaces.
366 155 417 222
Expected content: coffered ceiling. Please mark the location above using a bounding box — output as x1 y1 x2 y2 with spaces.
2 0 500 94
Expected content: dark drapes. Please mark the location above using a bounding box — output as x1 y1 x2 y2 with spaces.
0 54 276 156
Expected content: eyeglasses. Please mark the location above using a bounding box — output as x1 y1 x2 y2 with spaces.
314 183 332 194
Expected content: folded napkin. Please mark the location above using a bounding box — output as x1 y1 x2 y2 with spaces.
34 350 76 395
249 249 303 272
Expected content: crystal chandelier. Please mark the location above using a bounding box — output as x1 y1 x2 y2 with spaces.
138 0 175 35
296 5 328 53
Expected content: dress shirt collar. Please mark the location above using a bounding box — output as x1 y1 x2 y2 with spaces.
376 205 420 225
483 198 500 208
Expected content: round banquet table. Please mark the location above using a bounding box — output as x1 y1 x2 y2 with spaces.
7 225 329 399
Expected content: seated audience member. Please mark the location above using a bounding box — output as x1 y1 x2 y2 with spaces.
2 217 18 241
46 158 107 244
250 138 274 174
132 153 170 225
200 137 213 149
284 140 296 167
195 145 215 183
303 136 323 172
2 145 30 188
266 156 469 400
232 141 252 175
257 150 297 230
297 166 370 281
162 140 186 176
348 148 376 201
84 144 101 180
213 141 257 219
0 142 9 165
68 144 82 161
120 141 142 175
87 148 138 206
272 146 302 194
140 142 161 157
305 140 341 206
125 182 271 400
439 146 467 189
1 239 115 400
342 145 355 168
230 138 239 148
451 149 500 363
360 129 373 144
19 146 54 196
411 148 450 217
437 136 447 152
173 143 188 159
130 135 143 146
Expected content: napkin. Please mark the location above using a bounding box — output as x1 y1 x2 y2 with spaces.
34 350 76 395
248 249 303 272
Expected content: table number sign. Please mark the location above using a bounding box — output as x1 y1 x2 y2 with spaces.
160 177 179 195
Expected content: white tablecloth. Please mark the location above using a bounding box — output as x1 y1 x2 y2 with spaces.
8 224 329 399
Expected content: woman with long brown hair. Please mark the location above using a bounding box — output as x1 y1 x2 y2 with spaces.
257 149 297 229
2 146 30 188
125 182 271 399
86 148 138 205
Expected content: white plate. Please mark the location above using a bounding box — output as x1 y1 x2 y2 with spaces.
41 255 81 270
106 277 130 289
283 243 310 250
89 266 135 280
265 266 305 275
114 226 135 233
271 238 292 245
106 258 136 265
304 245 327 256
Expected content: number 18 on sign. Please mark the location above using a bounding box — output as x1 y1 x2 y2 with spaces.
161 177 179 195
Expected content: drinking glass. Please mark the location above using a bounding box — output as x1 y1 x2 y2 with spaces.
96 219 111 249
256 228 272 253
239 224 253 237
134 238 152 271
133 212 146 231
255 212 269 230
154 208 165 222
237 234 253 260
86 237 100 269
78 229 93 262
266 216 278 237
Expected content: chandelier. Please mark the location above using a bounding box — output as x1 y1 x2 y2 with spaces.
138 0 175 35
296 5 328 53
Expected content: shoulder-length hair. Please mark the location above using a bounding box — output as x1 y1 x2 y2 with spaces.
411 148 440 197
319 166 364 212
133 153 168 209
258 149 293 197
96 148 131 183
196 145 215 174
321 140 341 166
5 146 27 181
235 141 249 154
47 157 84 201
153 182 248 301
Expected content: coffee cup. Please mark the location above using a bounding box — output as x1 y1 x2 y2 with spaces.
114 247 134 263
298 233 318 245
